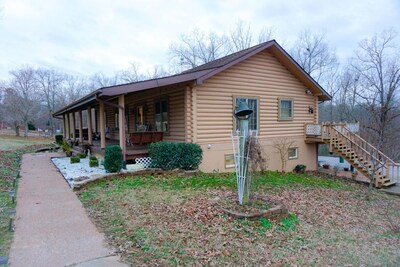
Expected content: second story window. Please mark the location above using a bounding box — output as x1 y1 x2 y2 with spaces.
279 98 293 120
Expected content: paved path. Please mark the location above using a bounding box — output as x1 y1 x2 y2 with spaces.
9 153 128 267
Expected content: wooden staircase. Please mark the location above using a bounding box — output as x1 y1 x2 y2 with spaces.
306 123 399 188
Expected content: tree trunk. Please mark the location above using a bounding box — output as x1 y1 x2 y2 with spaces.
24 120 28 137
14 122 20 136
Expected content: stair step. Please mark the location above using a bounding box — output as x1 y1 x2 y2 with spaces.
381 180 397 188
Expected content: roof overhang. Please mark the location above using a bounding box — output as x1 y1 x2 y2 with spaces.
53 40 331 117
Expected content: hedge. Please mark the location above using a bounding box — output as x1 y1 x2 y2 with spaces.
148 142 202 170
55 135 63 145
104 145 123 173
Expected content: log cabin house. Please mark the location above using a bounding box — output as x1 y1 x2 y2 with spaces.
53 40 399 187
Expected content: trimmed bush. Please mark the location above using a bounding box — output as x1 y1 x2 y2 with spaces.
294 164 306 173
89 158 99 167
55 135 63 144
70 157 80 164
104 145 123 173
177 143 203 170
148 142 203 170
77 153 86 159
90 155 97 161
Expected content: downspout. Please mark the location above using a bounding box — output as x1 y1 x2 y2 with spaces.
95 93 127 167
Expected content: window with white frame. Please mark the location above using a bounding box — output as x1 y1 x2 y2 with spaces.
279 98 293 120
234 96 258 131
288 147 298 159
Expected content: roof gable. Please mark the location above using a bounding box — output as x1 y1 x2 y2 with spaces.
54 40 331 116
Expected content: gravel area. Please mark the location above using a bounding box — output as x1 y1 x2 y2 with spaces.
51 156 147 188
52 157 107 188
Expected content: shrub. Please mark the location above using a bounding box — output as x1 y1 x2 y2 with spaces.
148 142 203 170
89 158 99 167
90 155 97 161
104 145 123 173
77 153 86 159
177 143 203 170
55 135 63 144
294 164 306 173
70 157 80 164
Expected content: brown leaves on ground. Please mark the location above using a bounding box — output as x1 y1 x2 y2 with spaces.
81 184 400 266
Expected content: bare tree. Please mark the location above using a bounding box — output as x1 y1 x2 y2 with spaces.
351 29 400 152
35 68 65 134
89 72 119 88
291 30 339 84
118 62 146 83
62 75 91 105
230 20 253 51
169 29 230 70
272 138 296 173
257 26 275 43
5 66 41 136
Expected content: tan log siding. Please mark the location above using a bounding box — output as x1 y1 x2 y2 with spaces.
122 86 186 142
196 50 317 143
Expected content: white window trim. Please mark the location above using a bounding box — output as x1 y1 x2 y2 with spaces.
233 96 259 132
278 98 294 120
288 147 298 160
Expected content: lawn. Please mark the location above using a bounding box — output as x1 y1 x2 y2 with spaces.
78 172 400 266
0 135 53 262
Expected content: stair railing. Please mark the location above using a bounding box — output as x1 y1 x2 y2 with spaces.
331 124 400 185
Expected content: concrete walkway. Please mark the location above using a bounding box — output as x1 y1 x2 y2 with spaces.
9 153 128 267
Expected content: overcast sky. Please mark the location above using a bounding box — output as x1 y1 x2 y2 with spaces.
0 0 399 80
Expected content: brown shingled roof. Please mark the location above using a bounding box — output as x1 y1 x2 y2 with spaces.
54 40 331 116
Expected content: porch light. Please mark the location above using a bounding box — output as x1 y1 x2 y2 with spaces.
232 101 254 205
235 101 253 119
305 89 312 95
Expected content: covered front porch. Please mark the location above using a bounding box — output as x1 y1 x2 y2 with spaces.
54 82 192 163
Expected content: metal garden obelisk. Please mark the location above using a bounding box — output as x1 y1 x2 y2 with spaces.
232 101 253 205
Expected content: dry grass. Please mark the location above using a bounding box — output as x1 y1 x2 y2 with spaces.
78 173 400 266
0 135 53 151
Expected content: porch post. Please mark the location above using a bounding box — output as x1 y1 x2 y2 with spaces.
66 113 70 139
78 110 83 143
99 102 106 149
118 95 126 164
94 108 98 133
87 107 93 145
63 114 67 139
71 112 76 141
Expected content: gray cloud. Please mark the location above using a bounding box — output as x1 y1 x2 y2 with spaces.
0 0 399 80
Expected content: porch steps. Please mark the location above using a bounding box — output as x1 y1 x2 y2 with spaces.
324 128 397 188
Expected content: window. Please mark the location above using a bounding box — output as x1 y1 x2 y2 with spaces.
135 105 146 131
279 99 293 119
288 147 298 159
155 99 168 132
234 97 258 131
225 154 235 169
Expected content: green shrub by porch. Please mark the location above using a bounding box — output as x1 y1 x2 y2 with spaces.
89 158 99 167
104 145 123 173
55 135 63 144
70 157 80 164
148 142 202 170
